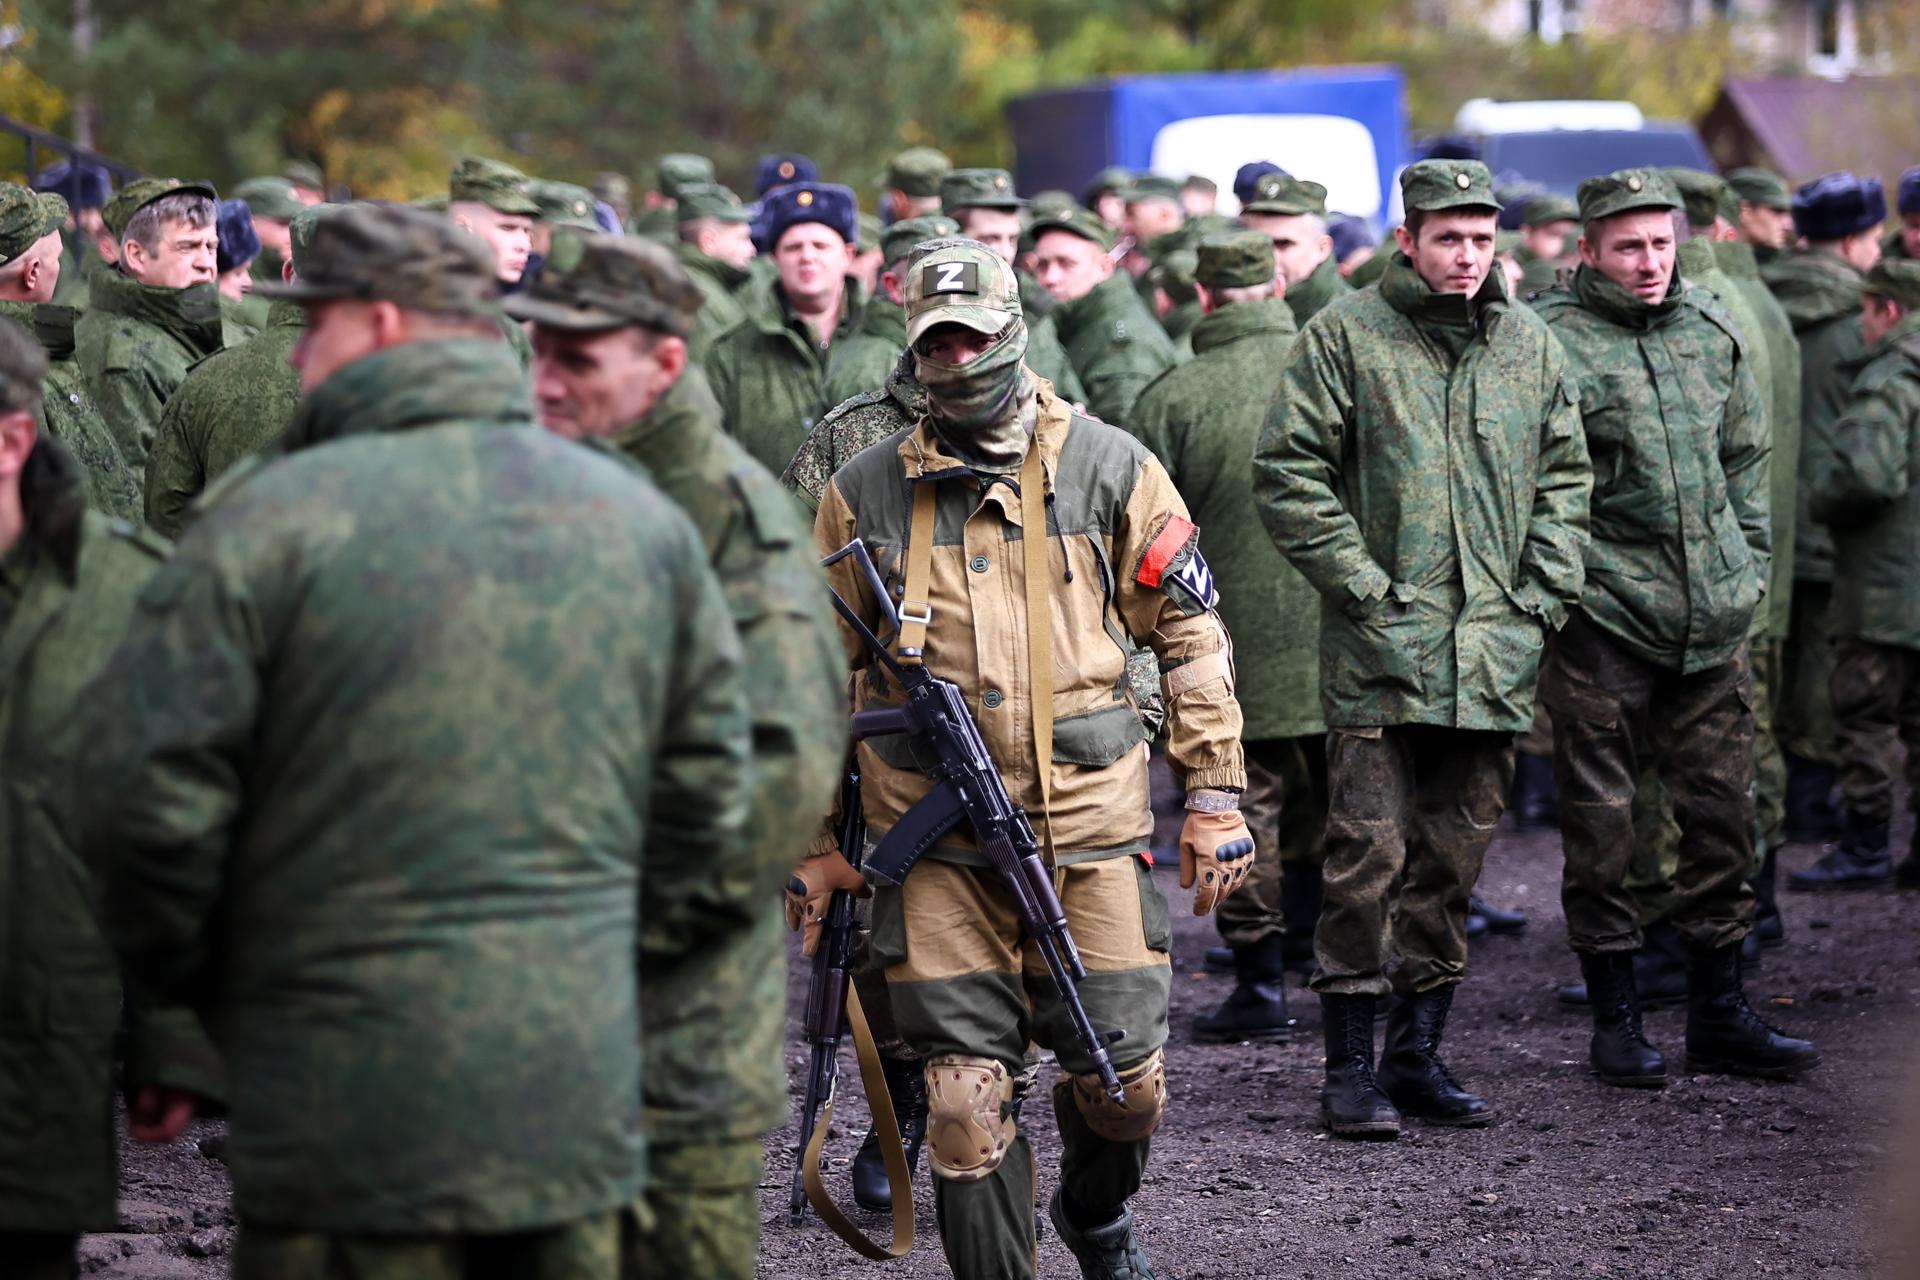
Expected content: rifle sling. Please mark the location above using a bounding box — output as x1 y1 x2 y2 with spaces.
802 984 915 1260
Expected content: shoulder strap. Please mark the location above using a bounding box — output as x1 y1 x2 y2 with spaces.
802 985 914 1260
1020 442 1054 854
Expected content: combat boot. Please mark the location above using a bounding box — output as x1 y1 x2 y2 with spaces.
1376 986 1496 1126
1898 843 1920 890
1788 812 1893 890
850 1054 927 1212
1684 945 1819 1079
1318 993 1400 1139
1508 750 1560 831
1783 755 1845 842
1280 861 1325 975
1751 847 1785 948
1201 945 1234 975
1578 951 1667 1088
1048 1191 1157 1280
1468 893 1527 935
1556 920 1689 1009
1193 934 1292 1043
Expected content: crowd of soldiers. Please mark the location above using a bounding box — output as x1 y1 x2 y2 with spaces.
0 130 1915 1280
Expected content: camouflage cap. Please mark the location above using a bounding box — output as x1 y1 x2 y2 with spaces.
853 213 878 251
1195 228 1276 288
656 154 715 201
287 203 344 278
1027 190 1076 222
1576 168 1681 223
1242 173 1329 217
1521 193 1580 227
256 201 498 317
1663 168 1727 228
410 193 450 213
882 214 959 267
503 229 705 338
531 179 600 230
1150 249 1198 305
1082 166 1132 206
904 239 1021 346
1495 228 1524 255
1727 167 1792 212
0 183 68 265
886 147 952 198
1030 205 1116 252
1400 160 1501 214
102 177 219 241
593 172 632 208
1121 173 1181 204
449 156 539 216
283 160 325 191
941 167 1021 213
675 182 750 225
1862 257 1920 310
1184 212 1240 241
1716 183 1744 228
233 176 306 222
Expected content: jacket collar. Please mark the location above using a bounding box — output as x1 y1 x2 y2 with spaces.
1571 262 1684 330
280 337 532 453
895 370 1068 525
85 257 224 357
609 363 722 466
1190 297 1296 357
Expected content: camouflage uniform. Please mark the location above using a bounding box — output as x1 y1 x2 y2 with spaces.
1284 255 1350 328
706 267 865 476
1031 207 1175 426
819 216 958 411
233 176 305 332
0 300 140 523
672 183 753 362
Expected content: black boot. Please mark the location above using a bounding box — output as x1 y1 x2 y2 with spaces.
1556 920 1689 1008
1508 750 1560 831
1048 1191 1157 1280
1318 993 1400 1139
1194 935 1292 1043
1783 755 1845 842
1202 945 1234 974
1465 909 1489 941
1468 893 1527 935
1788 812 1893 890
1280 862 1325 975
1578 952 1667 1087
1684 945 1819 1079
850 1055 927 1212
1899 849 1920 890
1376 986 1495 1126
1751 848 1785 948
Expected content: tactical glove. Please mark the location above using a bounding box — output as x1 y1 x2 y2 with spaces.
784 848 867 956
1178 807 1254 916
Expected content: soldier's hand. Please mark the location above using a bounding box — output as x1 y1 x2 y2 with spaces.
1178 808 1254 916
784 849 868 956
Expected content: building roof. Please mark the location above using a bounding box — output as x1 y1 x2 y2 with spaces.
1700 77 1920 187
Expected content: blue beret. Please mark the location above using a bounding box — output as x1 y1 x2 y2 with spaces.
1792 172 1887 243
761 182 857 249
215 197 262 274
33 159 110 211
1327 214 1374 262
1232 161 1286 208
755 153 819 198
1900 166 1920 217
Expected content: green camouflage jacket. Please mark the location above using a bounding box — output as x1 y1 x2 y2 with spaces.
83 338 754 1234
1026 311 1090 407
1811 311 1920 650
50 230 88 311
220 293 260 348
677 242 751 362
1018 268 1057 320
74 259 223 484
1129 298 1322 740
1047 269 1176 428
1255 252 1591 732
707 273 865 476
143 300 303 538
614 367 847 1148
820 292 905 411
1763 246 1865 585
1537 265 1769 674
1284 254 1351 328
782 359 926 514
1513 245 1564 300
1719 240 1802 640
1161 299 1203 361
0 300 140 523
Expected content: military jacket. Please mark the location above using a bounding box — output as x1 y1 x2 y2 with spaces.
1812 312 1920 650
1536 266 1769 674
74 259 223 483
1284 254 1350 328
1719 240 1802 640
1018 268 1057 320
1047 270 1176 427
1129 299 1321 740
820 293 905 411
50 230 88 311
1513 245 1563 300
1255 253 1591 731
676 242 750 362
784 360 927 514
144 300 303 538
0 300 140 523
83 338 753 1234
1161 299 1202 362
707 273 864 476
219 294 260 348
1025 312 1090 407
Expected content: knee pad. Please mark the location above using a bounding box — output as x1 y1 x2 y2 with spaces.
1066 1048 1166 1142
924 1054 1015 1182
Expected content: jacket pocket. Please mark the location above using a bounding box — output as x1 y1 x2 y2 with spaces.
1713 507 1753 573
1052 702 1148 767
1133 857 1171 953
870 885 908 967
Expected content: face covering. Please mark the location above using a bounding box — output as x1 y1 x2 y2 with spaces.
915 318 1030 471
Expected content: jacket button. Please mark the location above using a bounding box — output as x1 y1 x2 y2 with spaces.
970 555 990 574
983 689 1003 709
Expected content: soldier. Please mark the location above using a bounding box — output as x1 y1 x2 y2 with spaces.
1180 174 1218 218
1231 161 1285 209
882 146 951 222
852 212 886 297
1255 160 1591 1138
1513 193 1580 296
1239 173 1350 326
282 159 325 205
674 183 756 360
1890 168 1920 262
528 179 601 266
1031 205 1174 425
941 167 1022 263
1131 230 1323 1044
1727 168 1796 261
232 177 304 330
592 172 634 230
215 198 263 345
33 158 109 311
506 230 847 1279
0 182 140 522
74 178 223 484
83 203 754 1280
1535 168 1816 1086
635 154 716 242
1120 174 1185 279
448 155 540 289
145 204 334 537
1147 247 1202 358
1768 174 1886 858
707 181 863 474
1329 214 1375 279
811 236 1251 1280
820 214 957 410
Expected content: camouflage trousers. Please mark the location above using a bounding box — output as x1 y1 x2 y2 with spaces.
1216 735 1328 949
1542 611 1755 955
626 1139 763 1280
875 855 1172 1280
233 1210 622 1280
1311 724 1515 998
1780 580 1842 766
1830 638 1920 825
0 1231 75 1280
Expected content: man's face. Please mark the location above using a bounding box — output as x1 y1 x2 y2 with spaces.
290 184 324 207
254 217 293 264
850 244 884 296
1844 229 1885 274
290 299 381 393
1093 191 1126 229
1242 212 1333 288
457 205 534 283
774 223 852 306
916 322 997 366
957 208 1021 263
1522 219 1577 263
1395 210 1499 296
1033 230 1112 303
1903 212 1920 262
1125 197 1182 244
531 325 683 439
894 193 942 220
217 264 252 302
1861 293 1905 348
124 217 218 289
702 220 755 269
1337 246 1374 278
1180 185 1216 218
1579 209 1677 303
1740 202 1793 250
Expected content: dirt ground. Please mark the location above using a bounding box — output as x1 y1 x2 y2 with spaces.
80 813 1919 1279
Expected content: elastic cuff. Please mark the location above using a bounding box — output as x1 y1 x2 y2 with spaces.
805 830 839 859
1182 766 1248 791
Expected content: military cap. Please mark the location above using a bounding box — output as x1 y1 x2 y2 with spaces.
1030 204 1116 252
410 193 449 213
32 159 108 211
593 172 632 208
1121 173 1181 204
1327 214 1374 261
1664 168 1728 229
1150 249 1198 305
882 214 958 267
1027 190 1076 222
1195 229 1275 289
1494 181 1545 230
1716 182 1744 228
234 176 305 222
1900 166 1920 217
1576 169 1680 224
531 179 600 230
1401 160 1502 214
1232 161 1286 207
1081 166 1132 207
1861 257 1920 310
1792 172 1886 242
857 212 883 250
1727 167 1792 212
0 315 48 415
755 153 819 197
287 203 341 278
503 229 705 338
102 177 219 242
886 147 952 198
941 168 1021 213
449 156 540 216
1243 173 1329 217
215 198 261 274
1521 194 1580 227
1141 227 1193 265
1182 174 1218 196
763 182 858 247
283 160 325 192
656 154 715 202
257 201 498 317
0 183 68 266
675 182 750 225
1182 212 1240 243
903 239 1021 346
